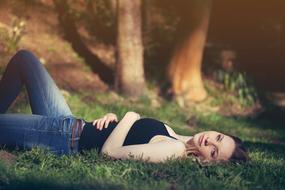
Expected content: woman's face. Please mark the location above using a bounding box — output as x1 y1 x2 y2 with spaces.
192 131 235 162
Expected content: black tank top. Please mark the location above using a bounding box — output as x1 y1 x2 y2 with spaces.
78 118 176 153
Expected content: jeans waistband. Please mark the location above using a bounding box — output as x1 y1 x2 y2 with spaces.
71 118 85 150
61 116 85 154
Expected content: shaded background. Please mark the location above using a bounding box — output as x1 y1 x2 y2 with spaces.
1 1 285 189
0 0 285 116
209 0 284 91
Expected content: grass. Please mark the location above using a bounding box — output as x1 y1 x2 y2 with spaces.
1 91 285 190
1 1 284 188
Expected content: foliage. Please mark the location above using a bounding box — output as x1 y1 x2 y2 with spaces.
0 17 26 53
0 1 284 189
1 91 285 189
142 0 181 81
213 69 258 107
68 0 116 45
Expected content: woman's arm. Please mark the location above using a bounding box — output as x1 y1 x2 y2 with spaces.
102 139 186 163
101 112 186 163
101 111 140 153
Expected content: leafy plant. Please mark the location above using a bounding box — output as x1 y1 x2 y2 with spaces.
214 69 258 106
0 17 26 53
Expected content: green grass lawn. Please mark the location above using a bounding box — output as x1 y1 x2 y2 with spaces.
1 91 285 190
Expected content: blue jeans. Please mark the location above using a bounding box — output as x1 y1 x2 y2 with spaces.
0 50 81 155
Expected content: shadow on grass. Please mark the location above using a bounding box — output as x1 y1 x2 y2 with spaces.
0 178 124 190
245 140 285 158
236 103 285 131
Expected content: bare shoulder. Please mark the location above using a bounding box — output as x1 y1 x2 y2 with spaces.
163 123 179 138
163 123 193 144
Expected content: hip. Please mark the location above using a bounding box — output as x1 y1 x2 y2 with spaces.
0 114 85 156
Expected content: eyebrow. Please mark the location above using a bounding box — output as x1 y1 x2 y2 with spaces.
215 135 226 159
221 134 224 142
215 135 224 158
216 134 224 142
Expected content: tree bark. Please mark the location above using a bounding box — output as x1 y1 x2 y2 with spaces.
168 0 212 105
110 0 117 15
116 0 145 97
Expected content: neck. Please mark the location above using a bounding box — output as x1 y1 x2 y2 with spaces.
185 137 200 157
175 134 193 144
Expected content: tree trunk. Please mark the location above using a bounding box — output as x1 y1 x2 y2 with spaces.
168 0 212 105
110 0 117 15
116 0 145 97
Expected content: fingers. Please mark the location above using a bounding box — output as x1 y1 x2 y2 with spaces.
102 117 116 129
93 116 106 130
98 116 107 130
113 115 118 122
92 113 118 131
106 113 118 122
104 119 111 129
93 119 98 126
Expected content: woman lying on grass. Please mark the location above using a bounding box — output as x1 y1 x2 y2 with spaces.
0 50 249 164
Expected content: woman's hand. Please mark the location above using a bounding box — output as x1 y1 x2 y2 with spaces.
101 111 141 154
93 113 118 130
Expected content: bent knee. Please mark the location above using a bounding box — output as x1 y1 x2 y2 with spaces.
15 49 34 57
12 50 40 67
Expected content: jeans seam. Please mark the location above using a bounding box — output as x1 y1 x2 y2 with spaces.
32 64 50 116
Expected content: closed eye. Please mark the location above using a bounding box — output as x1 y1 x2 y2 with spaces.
216 134 224 142
216 134 221 141
211 147 216 158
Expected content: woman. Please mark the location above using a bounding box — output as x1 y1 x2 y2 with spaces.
0 50 249 163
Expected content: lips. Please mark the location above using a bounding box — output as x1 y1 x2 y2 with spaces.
198 134 204 147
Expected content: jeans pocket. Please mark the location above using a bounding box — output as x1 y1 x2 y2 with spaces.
22 116 76 155
60 115 76 134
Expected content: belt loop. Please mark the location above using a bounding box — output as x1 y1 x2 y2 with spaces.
71 119 85 151
71 120 76 149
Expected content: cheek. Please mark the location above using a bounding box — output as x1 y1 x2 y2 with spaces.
197 146 211 159
193 135 199 147
193 133 203 147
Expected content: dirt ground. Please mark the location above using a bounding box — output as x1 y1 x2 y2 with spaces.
0 150 17 165
0 0 108 93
